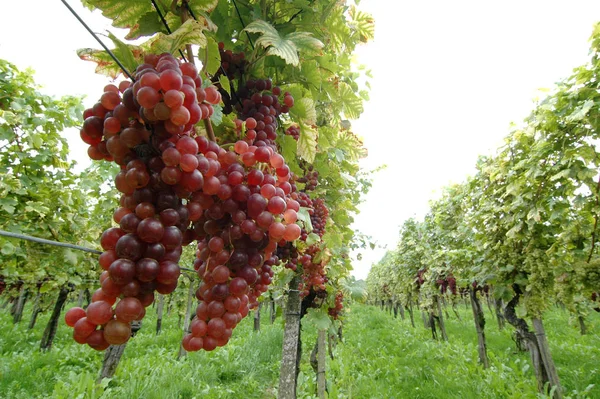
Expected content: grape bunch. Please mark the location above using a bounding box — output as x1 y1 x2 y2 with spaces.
65 53 226 351
285 124 300 141
233 79 294 147
181 138 301 352
68 50 305 353
310 198 328 238
298 245 328 297
297 165 318 191
416 268 426 287
215 42 247 81
328 291 344 319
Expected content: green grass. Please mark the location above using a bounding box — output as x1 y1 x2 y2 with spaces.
0 300 599 398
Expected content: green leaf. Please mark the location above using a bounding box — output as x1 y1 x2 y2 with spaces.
338 82 363 119
1 241 16 255
290 97 317 125
297 124 318 163
108 32 139 73
32 135 43 149
77 48 127 79
218 75 230 96
567 99 594 121
244 20 323 66
306 232 321 246
210 103 223 126
303 308 332 330
297 207 313 232
199 36 221 76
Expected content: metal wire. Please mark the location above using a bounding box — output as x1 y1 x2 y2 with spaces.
59 0 135 81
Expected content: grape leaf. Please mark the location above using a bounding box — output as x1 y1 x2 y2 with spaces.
108 32 139 73
297 124 318 163
349 6 375 43
297 207 313 232
218 75 230 96
290 97 317 125
199 36 221 76
210 104 223 126
81 0 218 39
567 99 594 121
302 308 331 330
145 19 208 55
337 82 363 119
244 20 323 66
306 233 321 246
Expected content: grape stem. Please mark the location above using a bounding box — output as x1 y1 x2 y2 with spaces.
181 1 217 143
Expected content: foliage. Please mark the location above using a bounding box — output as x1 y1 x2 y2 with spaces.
0 60 116 293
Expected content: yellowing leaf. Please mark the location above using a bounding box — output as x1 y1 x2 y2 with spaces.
297 124 318 163
146 19 208 55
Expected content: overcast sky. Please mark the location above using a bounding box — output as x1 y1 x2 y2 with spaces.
2 1 600 280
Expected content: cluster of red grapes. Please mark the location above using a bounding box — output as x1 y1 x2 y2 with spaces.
232 79 294 148
285 124 300 141
181 136 302 351
298 245 328 297
328 291 344 319
277 242 300 271
310 198 328 238
297 165 319 191
435 275 457 295
215 42 247 81
65 53 235 351
416 268 426 287
0 276 5 295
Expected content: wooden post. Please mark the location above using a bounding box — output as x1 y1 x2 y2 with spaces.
270 300 276 324
532 318 562 399
494 298 505 330
278 276 302 399
178 281 196 359
99 344 127 382
316 329 326 398
469 287 489 368
13 286 29 324
156 294 164 335
577 314 586 335
435 296 448 341
28 288 42 329
98 321 141 382
40 285 71 350
254 302 262 331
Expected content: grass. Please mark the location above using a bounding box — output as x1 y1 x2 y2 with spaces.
0 299 599 398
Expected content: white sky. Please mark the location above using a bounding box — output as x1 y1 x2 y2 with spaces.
1 1 600 280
